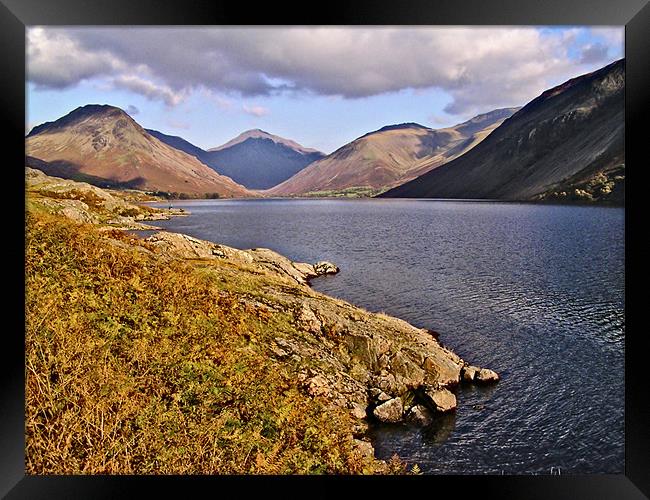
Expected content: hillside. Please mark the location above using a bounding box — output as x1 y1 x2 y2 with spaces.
26 168 498 474
381 59 624 203
268 109 518 196
26 104 254 197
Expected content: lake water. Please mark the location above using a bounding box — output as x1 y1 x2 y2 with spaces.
146 198 624 475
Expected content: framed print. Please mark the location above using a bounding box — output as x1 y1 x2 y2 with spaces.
2 0 648 497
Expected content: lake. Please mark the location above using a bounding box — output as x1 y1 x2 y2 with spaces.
146 198 624 474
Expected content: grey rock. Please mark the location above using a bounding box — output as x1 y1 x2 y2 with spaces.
369 388 391 403
270 345 289 358
373 397 404 423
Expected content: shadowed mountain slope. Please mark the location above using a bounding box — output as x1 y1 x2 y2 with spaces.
381 59 624 203
149 128 325 190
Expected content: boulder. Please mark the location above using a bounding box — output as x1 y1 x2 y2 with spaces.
461 365 480 382
422 387 457 413
406 405 433 426
314 261 339 275
476 368 500 383
373 397 403 423
422 354 463 386
369 388 392 403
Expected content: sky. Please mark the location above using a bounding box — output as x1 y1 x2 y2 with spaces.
26 26 624 154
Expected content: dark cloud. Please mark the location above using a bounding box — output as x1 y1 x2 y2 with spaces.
126 104 139 115
112 75 183 106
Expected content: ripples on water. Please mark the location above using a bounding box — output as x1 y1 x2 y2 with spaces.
148 199 624 474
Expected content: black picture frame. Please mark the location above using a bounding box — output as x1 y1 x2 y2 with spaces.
2 0 647 497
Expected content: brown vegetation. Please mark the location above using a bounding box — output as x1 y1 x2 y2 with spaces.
26 211 395 474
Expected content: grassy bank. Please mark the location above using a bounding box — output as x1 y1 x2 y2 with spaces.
26 210 400 474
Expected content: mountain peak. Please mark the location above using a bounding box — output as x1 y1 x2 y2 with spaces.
452 107 521 136
27 104 131 137
375 122 430 133
208 129 322 155
25 104 253 197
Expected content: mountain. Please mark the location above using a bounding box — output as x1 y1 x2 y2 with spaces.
26 105 254 197
148 128 325 190
268 108 518 196
381 59 624 203
146 129 207 160
208 128 321 155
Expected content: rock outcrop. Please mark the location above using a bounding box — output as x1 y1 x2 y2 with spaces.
406 405 434 426
143 231 339 286
26 167 184 229
139 229 499 428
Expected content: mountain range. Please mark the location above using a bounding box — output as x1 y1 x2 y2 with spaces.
25 59 625 204
26 105 254 197
269 108 519 196
147 128 325 190
381 59 624 203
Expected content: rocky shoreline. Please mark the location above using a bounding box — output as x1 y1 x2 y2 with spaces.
26 167 499 461
142 228 499 456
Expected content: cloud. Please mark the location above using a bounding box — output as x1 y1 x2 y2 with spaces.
126 104 139 115
27 26 624 116
589 27 624 49
27 27 122 88
112 75 184 106
242 104 269 117
579 43 610 64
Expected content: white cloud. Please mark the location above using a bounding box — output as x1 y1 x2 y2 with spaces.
242 104 269 117
26 26 624 116
27 27 122 88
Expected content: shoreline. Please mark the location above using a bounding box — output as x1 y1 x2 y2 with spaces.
26 167 500 472
144 195 624 208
